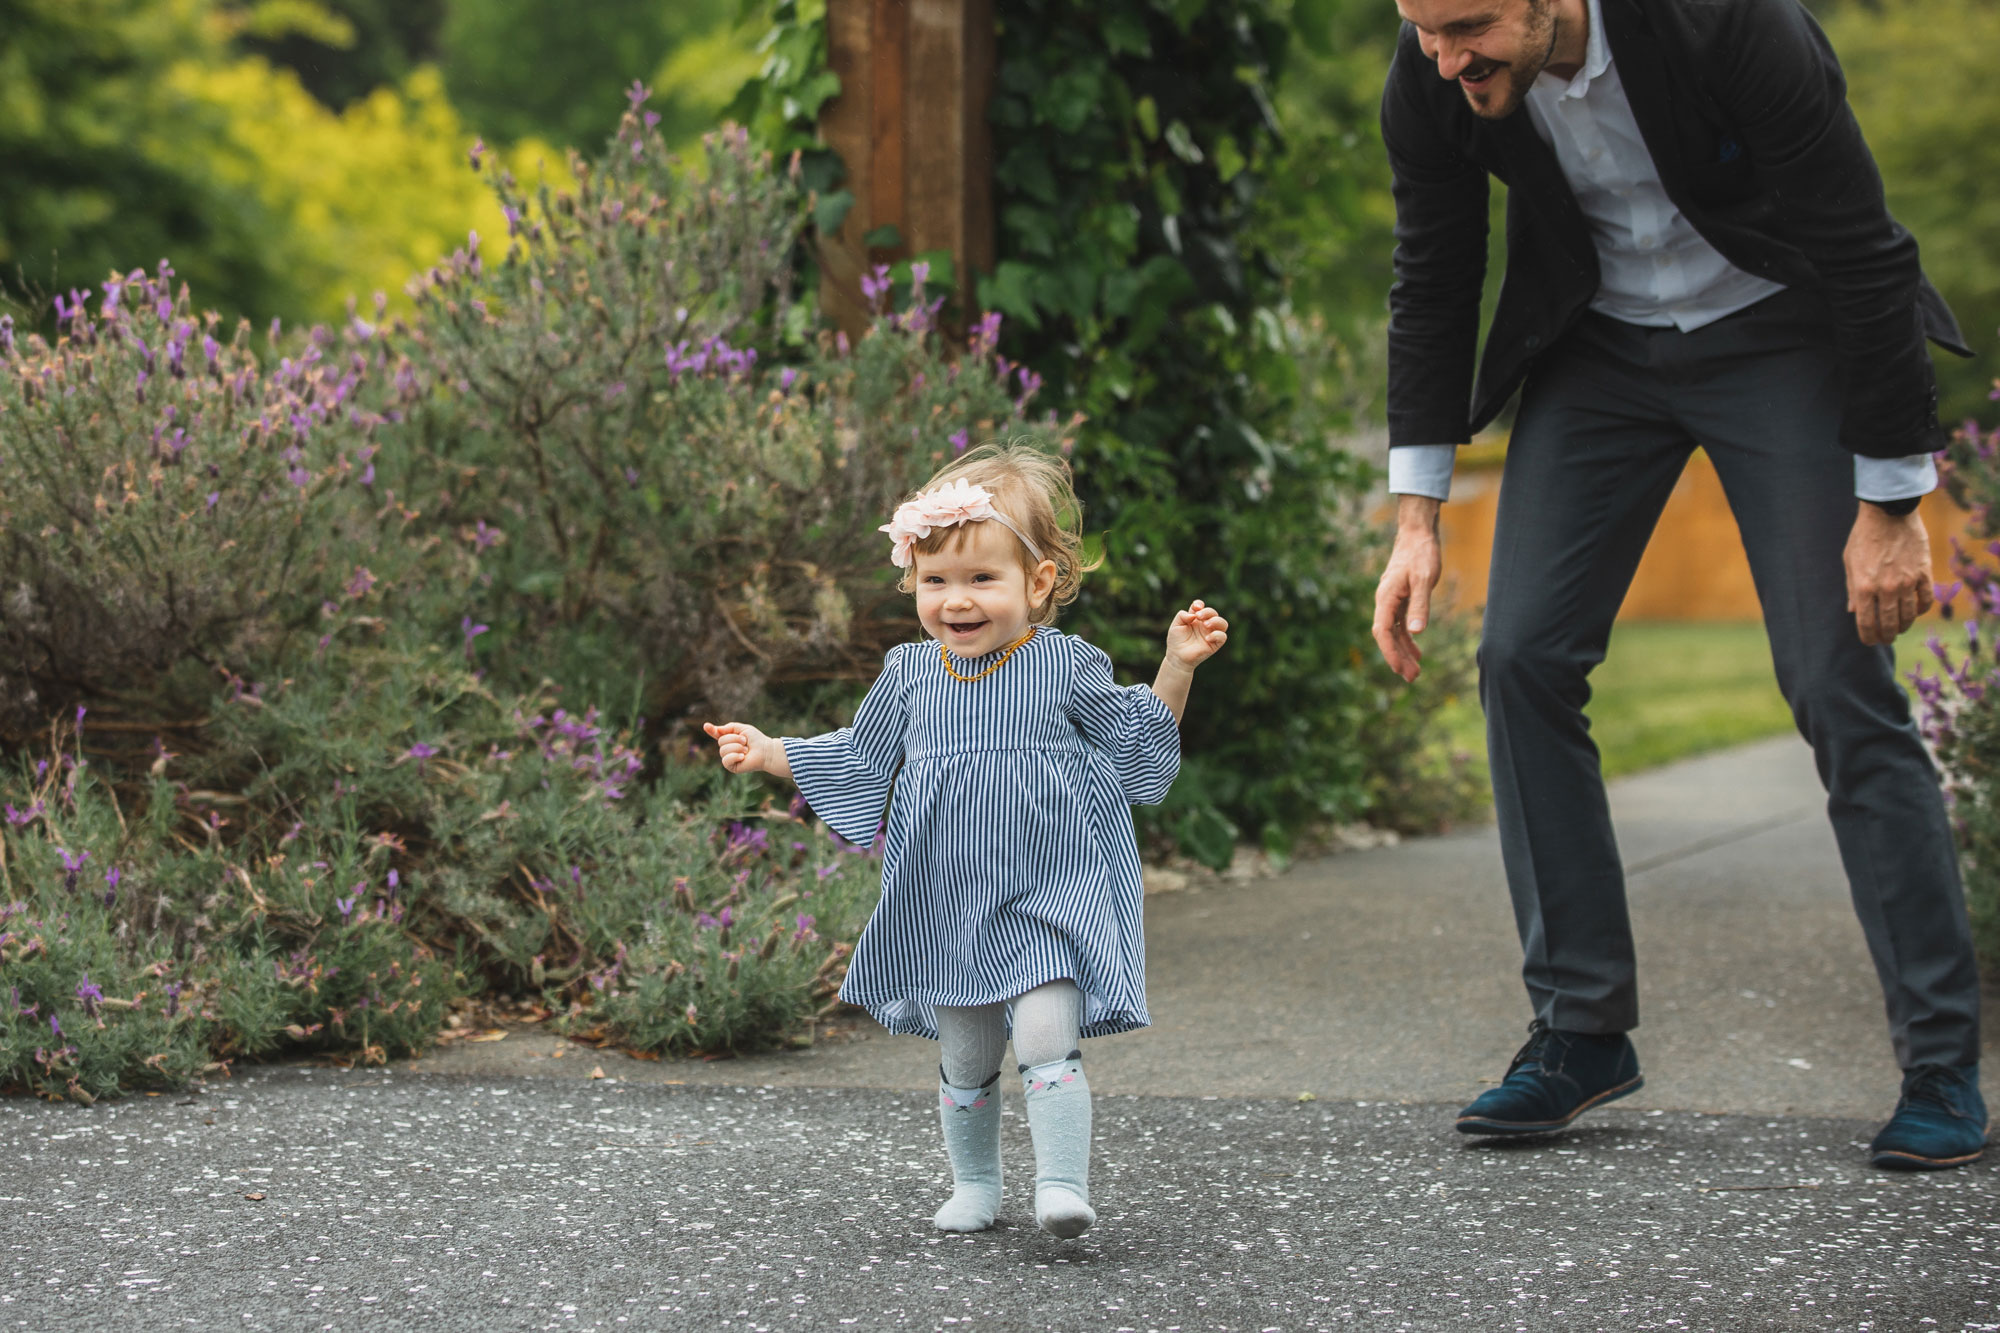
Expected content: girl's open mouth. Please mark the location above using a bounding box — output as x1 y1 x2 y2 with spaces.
945 620 988 638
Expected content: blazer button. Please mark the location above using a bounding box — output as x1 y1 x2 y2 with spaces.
1525 335 1542 350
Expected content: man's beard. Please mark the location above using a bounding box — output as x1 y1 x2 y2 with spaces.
1459 1 1560 119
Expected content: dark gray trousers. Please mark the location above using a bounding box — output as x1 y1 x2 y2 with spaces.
1480 288 1982 1069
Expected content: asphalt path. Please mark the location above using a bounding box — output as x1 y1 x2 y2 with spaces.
3 1068 1995 1331
3 737 1995 1330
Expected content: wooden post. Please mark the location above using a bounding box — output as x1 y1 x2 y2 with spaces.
819 0 995 338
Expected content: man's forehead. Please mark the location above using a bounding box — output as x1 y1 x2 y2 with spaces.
1396 0 1514 30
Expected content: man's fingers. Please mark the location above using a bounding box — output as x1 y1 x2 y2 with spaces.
1857 593 1887 646
1407 578 1432 635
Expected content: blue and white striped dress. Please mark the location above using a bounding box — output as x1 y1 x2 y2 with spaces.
783 625 1180 1041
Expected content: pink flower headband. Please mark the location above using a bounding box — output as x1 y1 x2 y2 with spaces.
880 479 1046 569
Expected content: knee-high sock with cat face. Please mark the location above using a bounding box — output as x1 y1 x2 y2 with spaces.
1011 981 1093 1239
931 1003 1007 1231
1020 1051 1093 1238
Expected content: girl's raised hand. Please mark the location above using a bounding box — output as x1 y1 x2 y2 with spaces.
1166 599 1229 668
703 720 776 775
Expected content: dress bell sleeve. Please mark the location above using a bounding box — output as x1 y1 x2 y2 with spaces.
781 645 910 846
1065 638 1182 807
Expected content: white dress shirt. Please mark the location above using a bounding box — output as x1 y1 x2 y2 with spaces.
1388 0 1935 505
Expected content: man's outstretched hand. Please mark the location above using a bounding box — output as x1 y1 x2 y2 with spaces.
1374 495 1445 683
1845 503 1934 646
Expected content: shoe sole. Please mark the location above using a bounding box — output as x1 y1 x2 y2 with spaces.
1869 1145 1986 1171
1455 1074 1645 1137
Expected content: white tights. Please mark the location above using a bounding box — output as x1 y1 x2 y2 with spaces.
934 979 1083 1083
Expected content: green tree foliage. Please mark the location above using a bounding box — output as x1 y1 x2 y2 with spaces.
0 0 302 325
439 0 759 151
228 0 447 110
1825 0 2000 422
1257 0 1399 341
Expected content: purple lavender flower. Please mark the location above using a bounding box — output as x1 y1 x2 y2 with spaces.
75 977 103 1019
163 982 182 1018
780 367 799 392
58 847 89 893
627 79 651 110
345 567 376 599
972 310 1003 356
861 265 893 313
336 893 358 924
461 616 489 662
0 315 14 356
406 741 438 775
49 1014 61 1038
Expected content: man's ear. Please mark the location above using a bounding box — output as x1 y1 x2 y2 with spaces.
1028 559 1059 609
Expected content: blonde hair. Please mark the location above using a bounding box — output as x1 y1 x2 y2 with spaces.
895 442 1099 624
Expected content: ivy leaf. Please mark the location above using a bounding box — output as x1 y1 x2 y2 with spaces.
1175 802 1240 871
997 145 1059 203
781 71 842 123
1001 203 1060 258
1133 95 1161 143
1213 132 1247 182
979 262 1044 329
1045 68 1109 135
1163 121 1204 165
812 190 855 235
1103 12 1153 57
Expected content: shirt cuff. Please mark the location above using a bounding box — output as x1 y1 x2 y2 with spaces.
1854 453 1938 504
1387 444 1458 501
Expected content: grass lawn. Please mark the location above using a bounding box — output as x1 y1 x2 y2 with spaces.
1439 619 1950 783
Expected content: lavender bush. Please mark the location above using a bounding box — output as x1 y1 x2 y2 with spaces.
0 635 883 1099
0 265 371 735
362 92 1066 724
0 90 1072 1099
1909 401 2000 973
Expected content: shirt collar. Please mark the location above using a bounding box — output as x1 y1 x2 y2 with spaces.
1548 0 1612 100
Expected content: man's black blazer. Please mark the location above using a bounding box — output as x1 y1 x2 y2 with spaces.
1381 0 1971 459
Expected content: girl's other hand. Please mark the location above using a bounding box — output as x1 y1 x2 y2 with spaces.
703 720 776 774
1167 599 1229 669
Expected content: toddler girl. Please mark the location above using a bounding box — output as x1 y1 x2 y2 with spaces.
704 445 1227 1239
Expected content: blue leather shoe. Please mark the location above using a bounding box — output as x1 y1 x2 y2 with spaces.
1456 1021 1644 1136
1869 1063 1987 1170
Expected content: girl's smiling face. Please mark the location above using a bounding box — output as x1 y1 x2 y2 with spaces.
913 519 1058 658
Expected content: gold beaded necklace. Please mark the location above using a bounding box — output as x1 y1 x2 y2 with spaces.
939 629 1037 683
